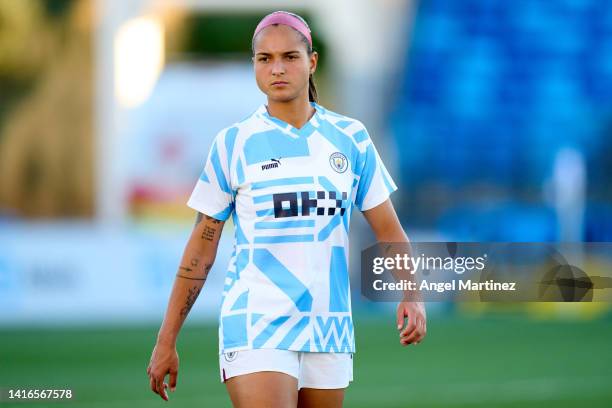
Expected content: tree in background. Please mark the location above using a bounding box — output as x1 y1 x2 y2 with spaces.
0 0 93 218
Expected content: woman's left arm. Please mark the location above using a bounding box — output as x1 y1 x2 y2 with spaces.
362 199 427 346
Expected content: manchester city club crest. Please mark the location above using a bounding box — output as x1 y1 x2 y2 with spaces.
224 351 238 362
329 152 348 173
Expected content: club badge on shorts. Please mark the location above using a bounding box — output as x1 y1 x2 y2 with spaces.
224 351 238 362
329 152 348 173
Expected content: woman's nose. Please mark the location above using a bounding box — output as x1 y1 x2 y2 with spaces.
271 60 285 75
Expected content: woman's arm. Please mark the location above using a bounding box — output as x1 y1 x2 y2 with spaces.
362 199 427 347
147 212 225 400
156 212 225 346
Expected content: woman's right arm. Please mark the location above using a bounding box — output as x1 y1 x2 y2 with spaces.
147 212 225 401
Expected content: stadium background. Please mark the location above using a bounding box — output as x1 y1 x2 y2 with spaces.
1 0 611 407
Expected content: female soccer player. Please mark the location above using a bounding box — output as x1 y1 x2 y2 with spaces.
147 11 426 407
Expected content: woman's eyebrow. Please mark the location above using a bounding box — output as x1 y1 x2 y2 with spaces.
255 50 301 56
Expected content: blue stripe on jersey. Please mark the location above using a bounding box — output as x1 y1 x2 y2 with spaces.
342 205 351 233
262 112 291 129
232 212 249 244
256 206 312 217
252 176 314 190
212 203 233 221
318 176 337 192
253 249 313 312
316 316 352 352
329 247 349 312
277 316 310 349
318 214 341 241
255 208 274 217
199 170 210 183
355 144 377 209
317 120 361 176
353 129 369 143
251 313 263 326
313 326 323 352
230 290 248 311
222 314 248 348
244 129 310 165
253 315 290 348
252 194 273 204
223 271 238 292
254 235 314 244
225 127 238 170
235 249 249 279
254 220 314 229
335 120 353 129
293 121 316 138
298 339 311 352
210 142 231 194
236 157 245 185
381 165 395 194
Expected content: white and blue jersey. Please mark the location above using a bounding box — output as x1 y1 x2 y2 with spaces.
187 102 397 355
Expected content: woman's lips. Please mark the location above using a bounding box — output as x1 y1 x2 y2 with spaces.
271 81 288 87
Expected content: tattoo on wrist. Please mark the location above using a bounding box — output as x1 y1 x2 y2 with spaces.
180 286 202 317
179 266 193 273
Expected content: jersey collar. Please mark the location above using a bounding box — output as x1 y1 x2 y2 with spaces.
257 101 321 138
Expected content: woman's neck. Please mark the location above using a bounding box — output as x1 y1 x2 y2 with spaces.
266 97 315 129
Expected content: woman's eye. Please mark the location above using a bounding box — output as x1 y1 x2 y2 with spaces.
258 57 268 62
287 55 297 60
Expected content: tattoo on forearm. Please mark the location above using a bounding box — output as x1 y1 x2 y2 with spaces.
180 286 202 317
176 262 212 281
176 273 206 281
201 225 215 241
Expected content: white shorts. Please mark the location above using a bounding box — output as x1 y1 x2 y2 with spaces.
219 349 353 389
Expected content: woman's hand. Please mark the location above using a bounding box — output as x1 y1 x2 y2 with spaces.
147 343 179 401
396 301 427 346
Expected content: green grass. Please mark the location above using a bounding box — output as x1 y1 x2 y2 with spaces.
1 315 611 407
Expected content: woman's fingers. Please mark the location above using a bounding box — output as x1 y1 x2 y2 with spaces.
418 317 427 342
169 369 178 392
149 370 169 401
149 375 157 394
401 317 426 345
399 315 417 338
396 306 405 330
157 376 168 401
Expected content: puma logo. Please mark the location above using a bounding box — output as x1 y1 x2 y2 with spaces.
261 158 281 170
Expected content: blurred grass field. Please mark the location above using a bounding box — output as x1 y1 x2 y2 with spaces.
1 314 612 408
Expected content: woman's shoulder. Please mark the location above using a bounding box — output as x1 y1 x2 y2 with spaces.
212 106 265 141
315 103 370 141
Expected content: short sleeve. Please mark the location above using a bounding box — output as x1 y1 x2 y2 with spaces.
187 130 234 221
354 127 398 211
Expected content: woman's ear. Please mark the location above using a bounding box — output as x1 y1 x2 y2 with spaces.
310 51 319 74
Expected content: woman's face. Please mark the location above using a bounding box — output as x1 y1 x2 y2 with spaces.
252 24 317 103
